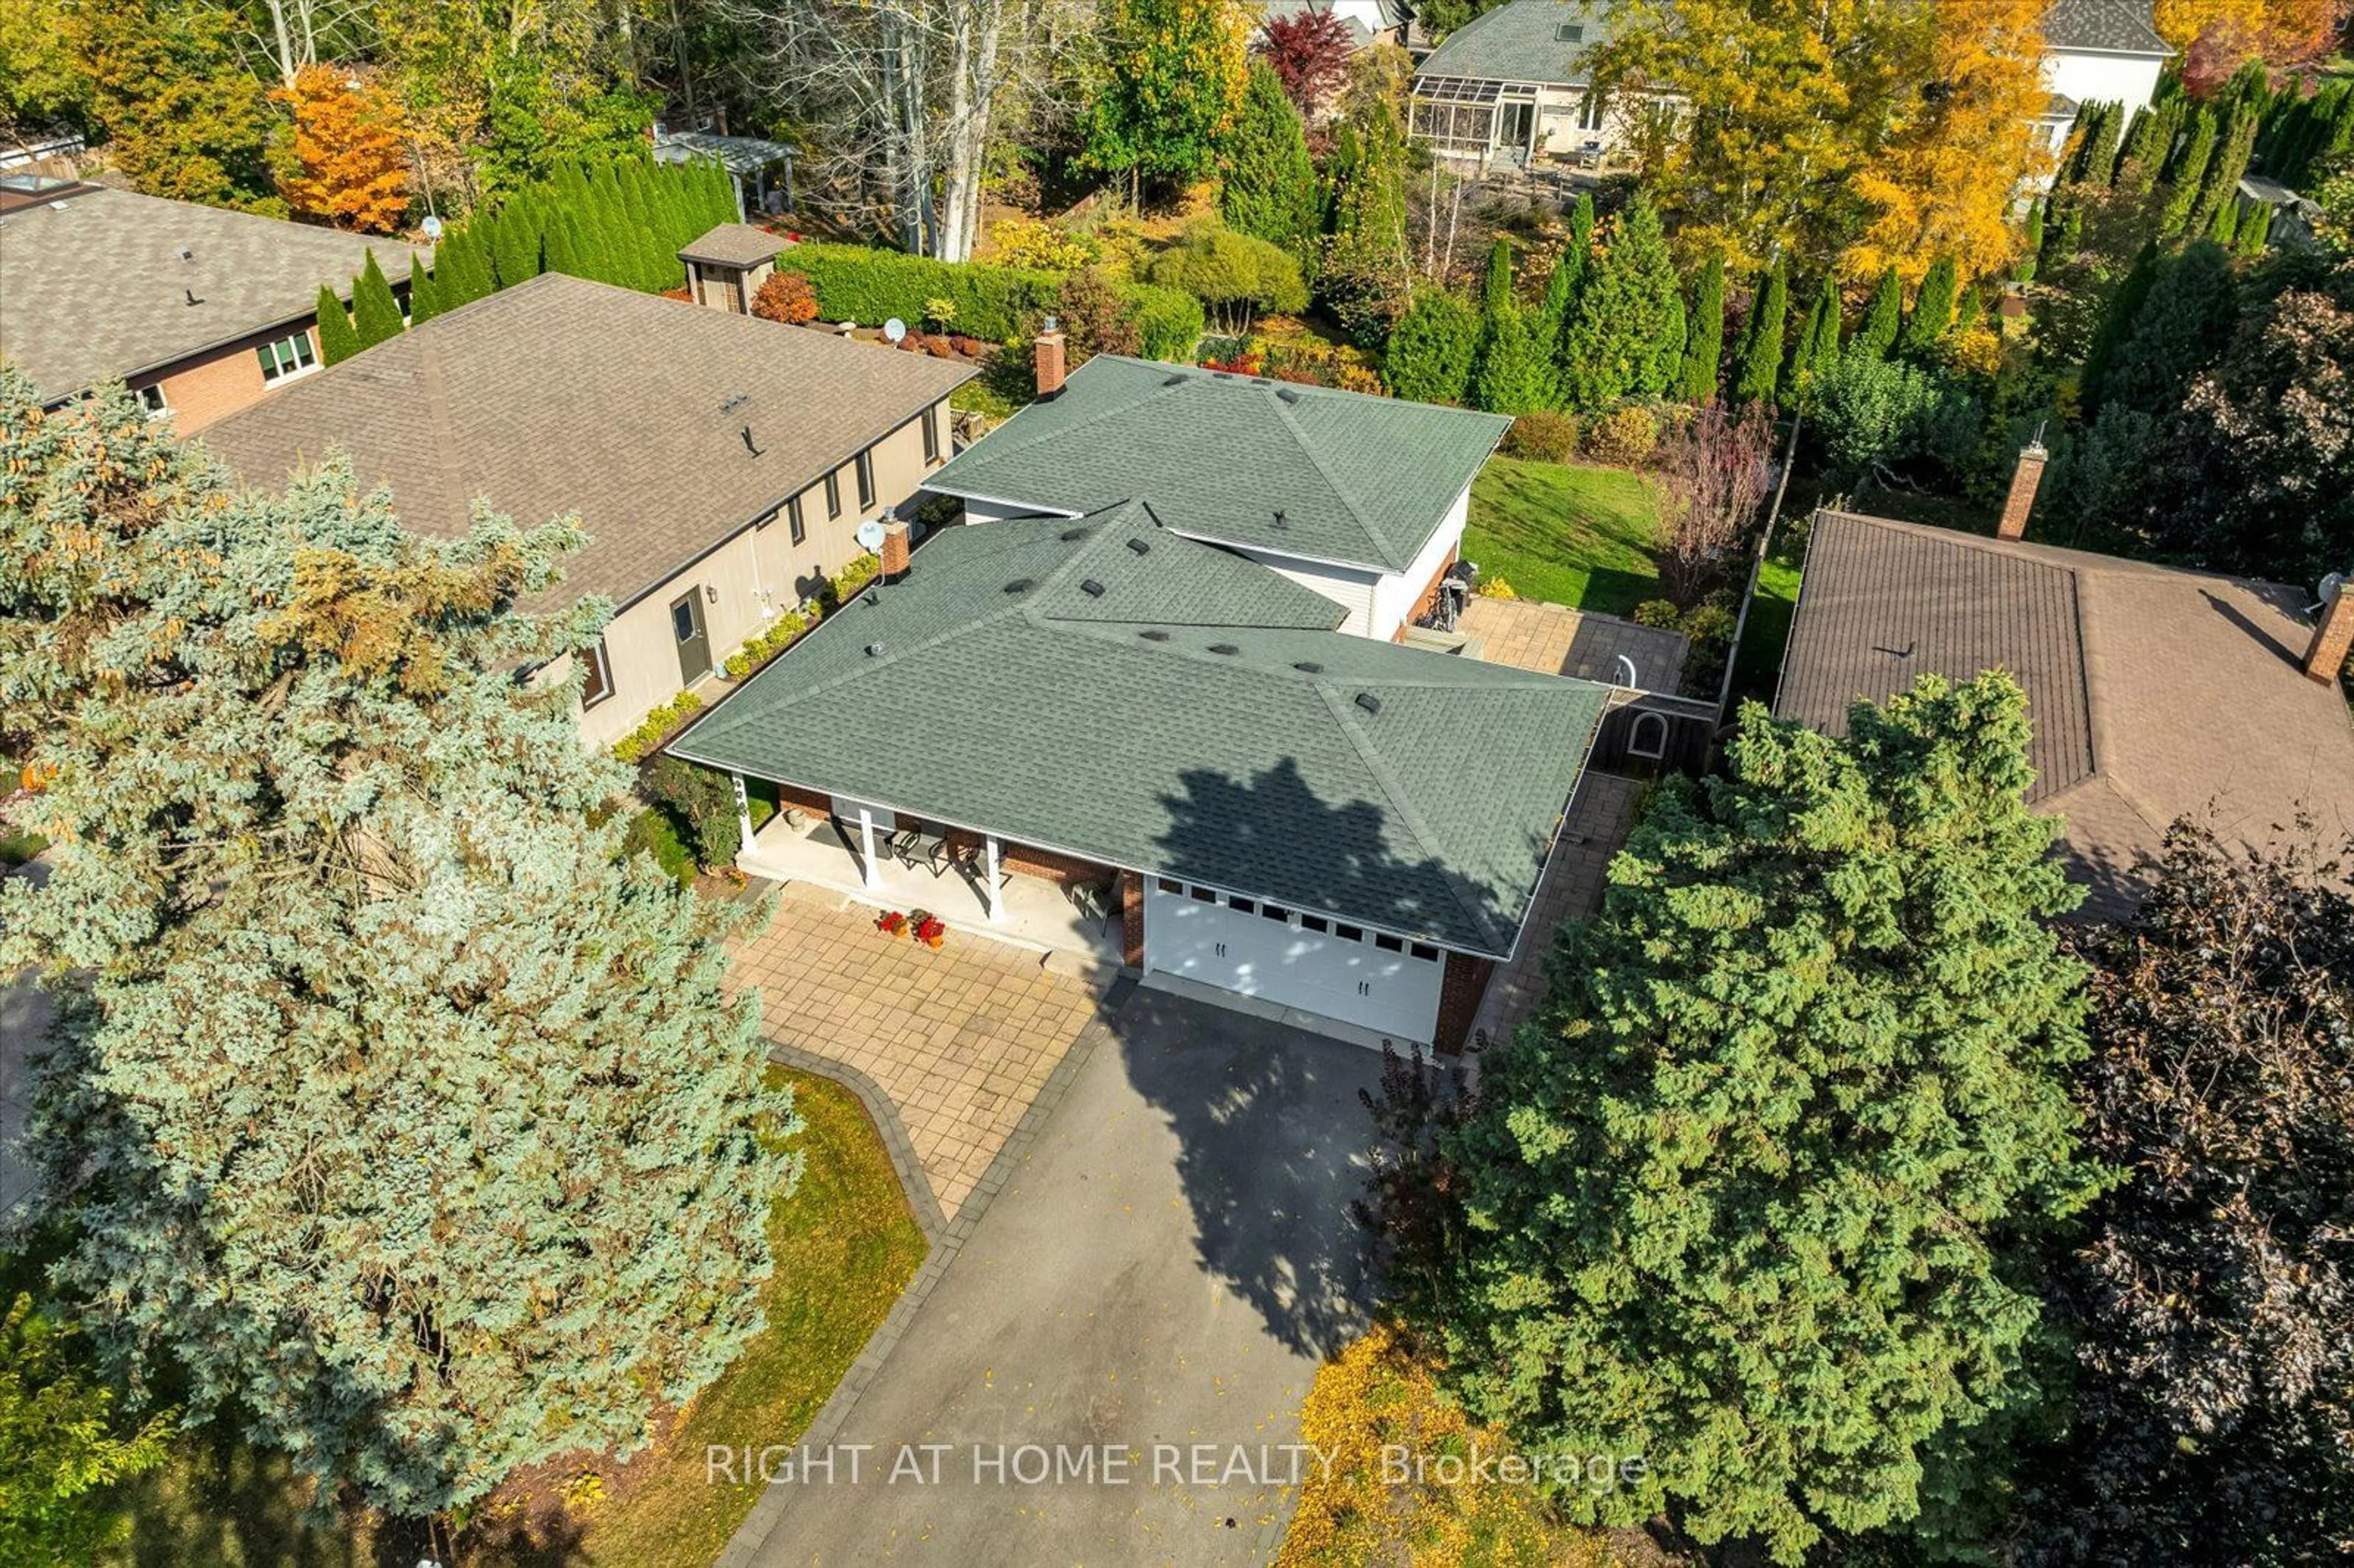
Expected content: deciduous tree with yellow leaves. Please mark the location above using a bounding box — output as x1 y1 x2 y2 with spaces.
1841 0 2051 291
275 65 411 234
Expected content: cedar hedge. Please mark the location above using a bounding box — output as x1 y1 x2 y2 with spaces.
775 244 1203 361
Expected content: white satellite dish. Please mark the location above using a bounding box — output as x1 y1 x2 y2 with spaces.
2320 571 2347 610
855 519 888 553
883 318 907 343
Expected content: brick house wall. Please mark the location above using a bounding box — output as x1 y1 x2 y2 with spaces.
1434 950 1494 1055
1120 870 1145 969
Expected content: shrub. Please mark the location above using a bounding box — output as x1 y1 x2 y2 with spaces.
1145 220 1308 335
1502 409 1578 462
641 755 743 867
1127 283 1206 361
1053 267 1143 362
721 607 815 681
611 690 705 763
751 270 818 325
775 243 1059 339
989 215 1099 273
1474 574 1519 599
1632 598 1680 628
620 807 696 887
1583 404 1661 466
1382 291 1480 405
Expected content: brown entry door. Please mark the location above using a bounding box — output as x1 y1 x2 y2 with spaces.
671 591 712 686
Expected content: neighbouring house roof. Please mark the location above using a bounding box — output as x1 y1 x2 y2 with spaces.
2042 0 2173 56
1252 0 1409 41
679 222 791 268
0 183 433 403
197 272 972 614
1775 511 2354 917
925 356 1510 574
672 504 1610 956
1414 0 1616 88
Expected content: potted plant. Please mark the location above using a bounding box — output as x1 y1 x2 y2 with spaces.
875 910 908 938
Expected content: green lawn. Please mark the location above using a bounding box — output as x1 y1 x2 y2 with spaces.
1461 456 1666 616
96 1065 924 1568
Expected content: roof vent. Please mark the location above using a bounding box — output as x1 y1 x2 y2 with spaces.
1354 692 1382 715
1081 578 1107 597
719 392 749 414
1140 629 1171 642
1293 661 1324 674
865 641 886 657
1275 387 1301 404
1249 378 1273 388
1002 577 1035 593
1126 537 1151 555
1208 642 1240 655
1162 373 1189 387
1059 525 1092 542
178 246 194 262
1272 508 1287 528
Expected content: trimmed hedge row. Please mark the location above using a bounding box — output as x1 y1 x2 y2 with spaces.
775 244 1203 362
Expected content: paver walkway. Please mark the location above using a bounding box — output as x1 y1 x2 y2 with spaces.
1468 771 1644 1049
731 882 1102 1222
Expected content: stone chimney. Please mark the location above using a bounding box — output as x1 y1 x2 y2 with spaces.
2306 578 2354 683
880 514 911 581
1996 440 2047 541
1034 316 1067 400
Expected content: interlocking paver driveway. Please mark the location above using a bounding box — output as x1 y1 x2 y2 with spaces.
731 883 1102 1221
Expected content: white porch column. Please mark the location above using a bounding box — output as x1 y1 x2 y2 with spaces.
856 807 881 889
983 834 1004 923
731 772 755 852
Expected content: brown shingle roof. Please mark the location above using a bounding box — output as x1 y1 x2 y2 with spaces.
0 185 432 402
196 273 972 612
678 223 791 268
1776 511 2354 916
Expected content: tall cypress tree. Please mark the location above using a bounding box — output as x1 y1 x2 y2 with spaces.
1471 295 1553 416
1899 254 1958 359
407 256 441 325
2016 204 2044 284
1219 63 1319 260
1677 254 1726 405
2187 105 2259 240
1732 259 1787 409
1482 236 1514 314
2078 242 2161 419
1858 267 1903 358
349 251 405 349
1655 291 1688 403
2157 109 2218 237
1559 197 1682 408
314 285 361 365
491 191 545 290
1789 275 1842 405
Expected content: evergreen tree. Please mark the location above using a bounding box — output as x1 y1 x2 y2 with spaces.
436 226 493 308
1677 254 1727 405
2232 200 2272 259
1482 235 1513 313
2077 242 2161 420
0 375 798 1523
490 190 546 289
349 250 405 349
2187 105 2258 242
1381 289 1480 405
1655 291 1688 402
1899 253 1958 359
1382 674 2092 1564
1858 265 1903 359
1470 295 1553 416
406 256 441 325
1789 274 1842 405
1559 198 1683 408
1219 63 1319 259
2016 203 2043 283
1537 243 1582 360
2096 241 2238 419
2156 108 2217 238
1732 259 1788 409
313 284 361 365
1544 191 1597 360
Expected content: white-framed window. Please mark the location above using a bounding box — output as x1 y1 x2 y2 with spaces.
134 384 170 419
855 449 876 511
579 638 614 709
787 494 807 545
1578 92 1606 132
256 330 318 384
922 406 941 463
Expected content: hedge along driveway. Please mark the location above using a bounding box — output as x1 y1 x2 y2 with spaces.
774 243 1204 360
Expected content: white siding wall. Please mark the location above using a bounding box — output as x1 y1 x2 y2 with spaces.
1232 546 1382 636
959 496 1078 525
2044 50 2166 114
1369 484 1471 640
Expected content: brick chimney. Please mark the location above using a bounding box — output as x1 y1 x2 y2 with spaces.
880 514 911 580
1996 440 2047 541
2306 579 2354 683
1034 316 1067 400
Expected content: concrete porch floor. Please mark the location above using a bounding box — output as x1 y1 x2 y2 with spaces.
737 812 1123 969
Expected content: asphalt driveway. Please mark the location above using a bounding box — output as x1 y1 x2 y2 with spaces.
726 983 1384 1566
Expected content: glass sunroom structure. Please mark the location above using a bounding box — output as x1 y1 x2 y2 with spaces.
1409 77 1541 167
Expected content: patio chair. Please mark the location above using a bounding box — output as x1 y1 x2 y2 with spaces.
1067 878 1118 933
885 824 923 867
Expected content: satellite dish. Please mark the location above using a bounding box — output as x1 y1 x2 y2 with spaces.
420 215 443 242
883 318 907 343
855 519 888 553
2321 571 2347 609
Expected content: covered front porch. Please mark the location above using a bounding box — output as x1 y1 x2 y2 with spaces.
731 788 1124 969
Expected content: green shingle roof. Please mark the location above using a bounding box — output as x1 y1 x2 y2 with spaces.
671 504 1607 956
924 356 1510 573
1414 0 1617 88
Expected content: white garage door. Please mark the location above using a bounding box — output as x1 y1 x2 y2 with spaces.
1143 878 1446 1043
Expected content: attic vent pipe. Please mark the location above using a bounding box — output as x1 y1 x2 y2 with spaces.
865 641 886 657
1354 692 1382 715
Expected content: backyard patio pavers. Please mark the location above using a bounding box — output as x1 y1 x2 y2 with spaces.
1461 595 1691 690
729 882 1103 1222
